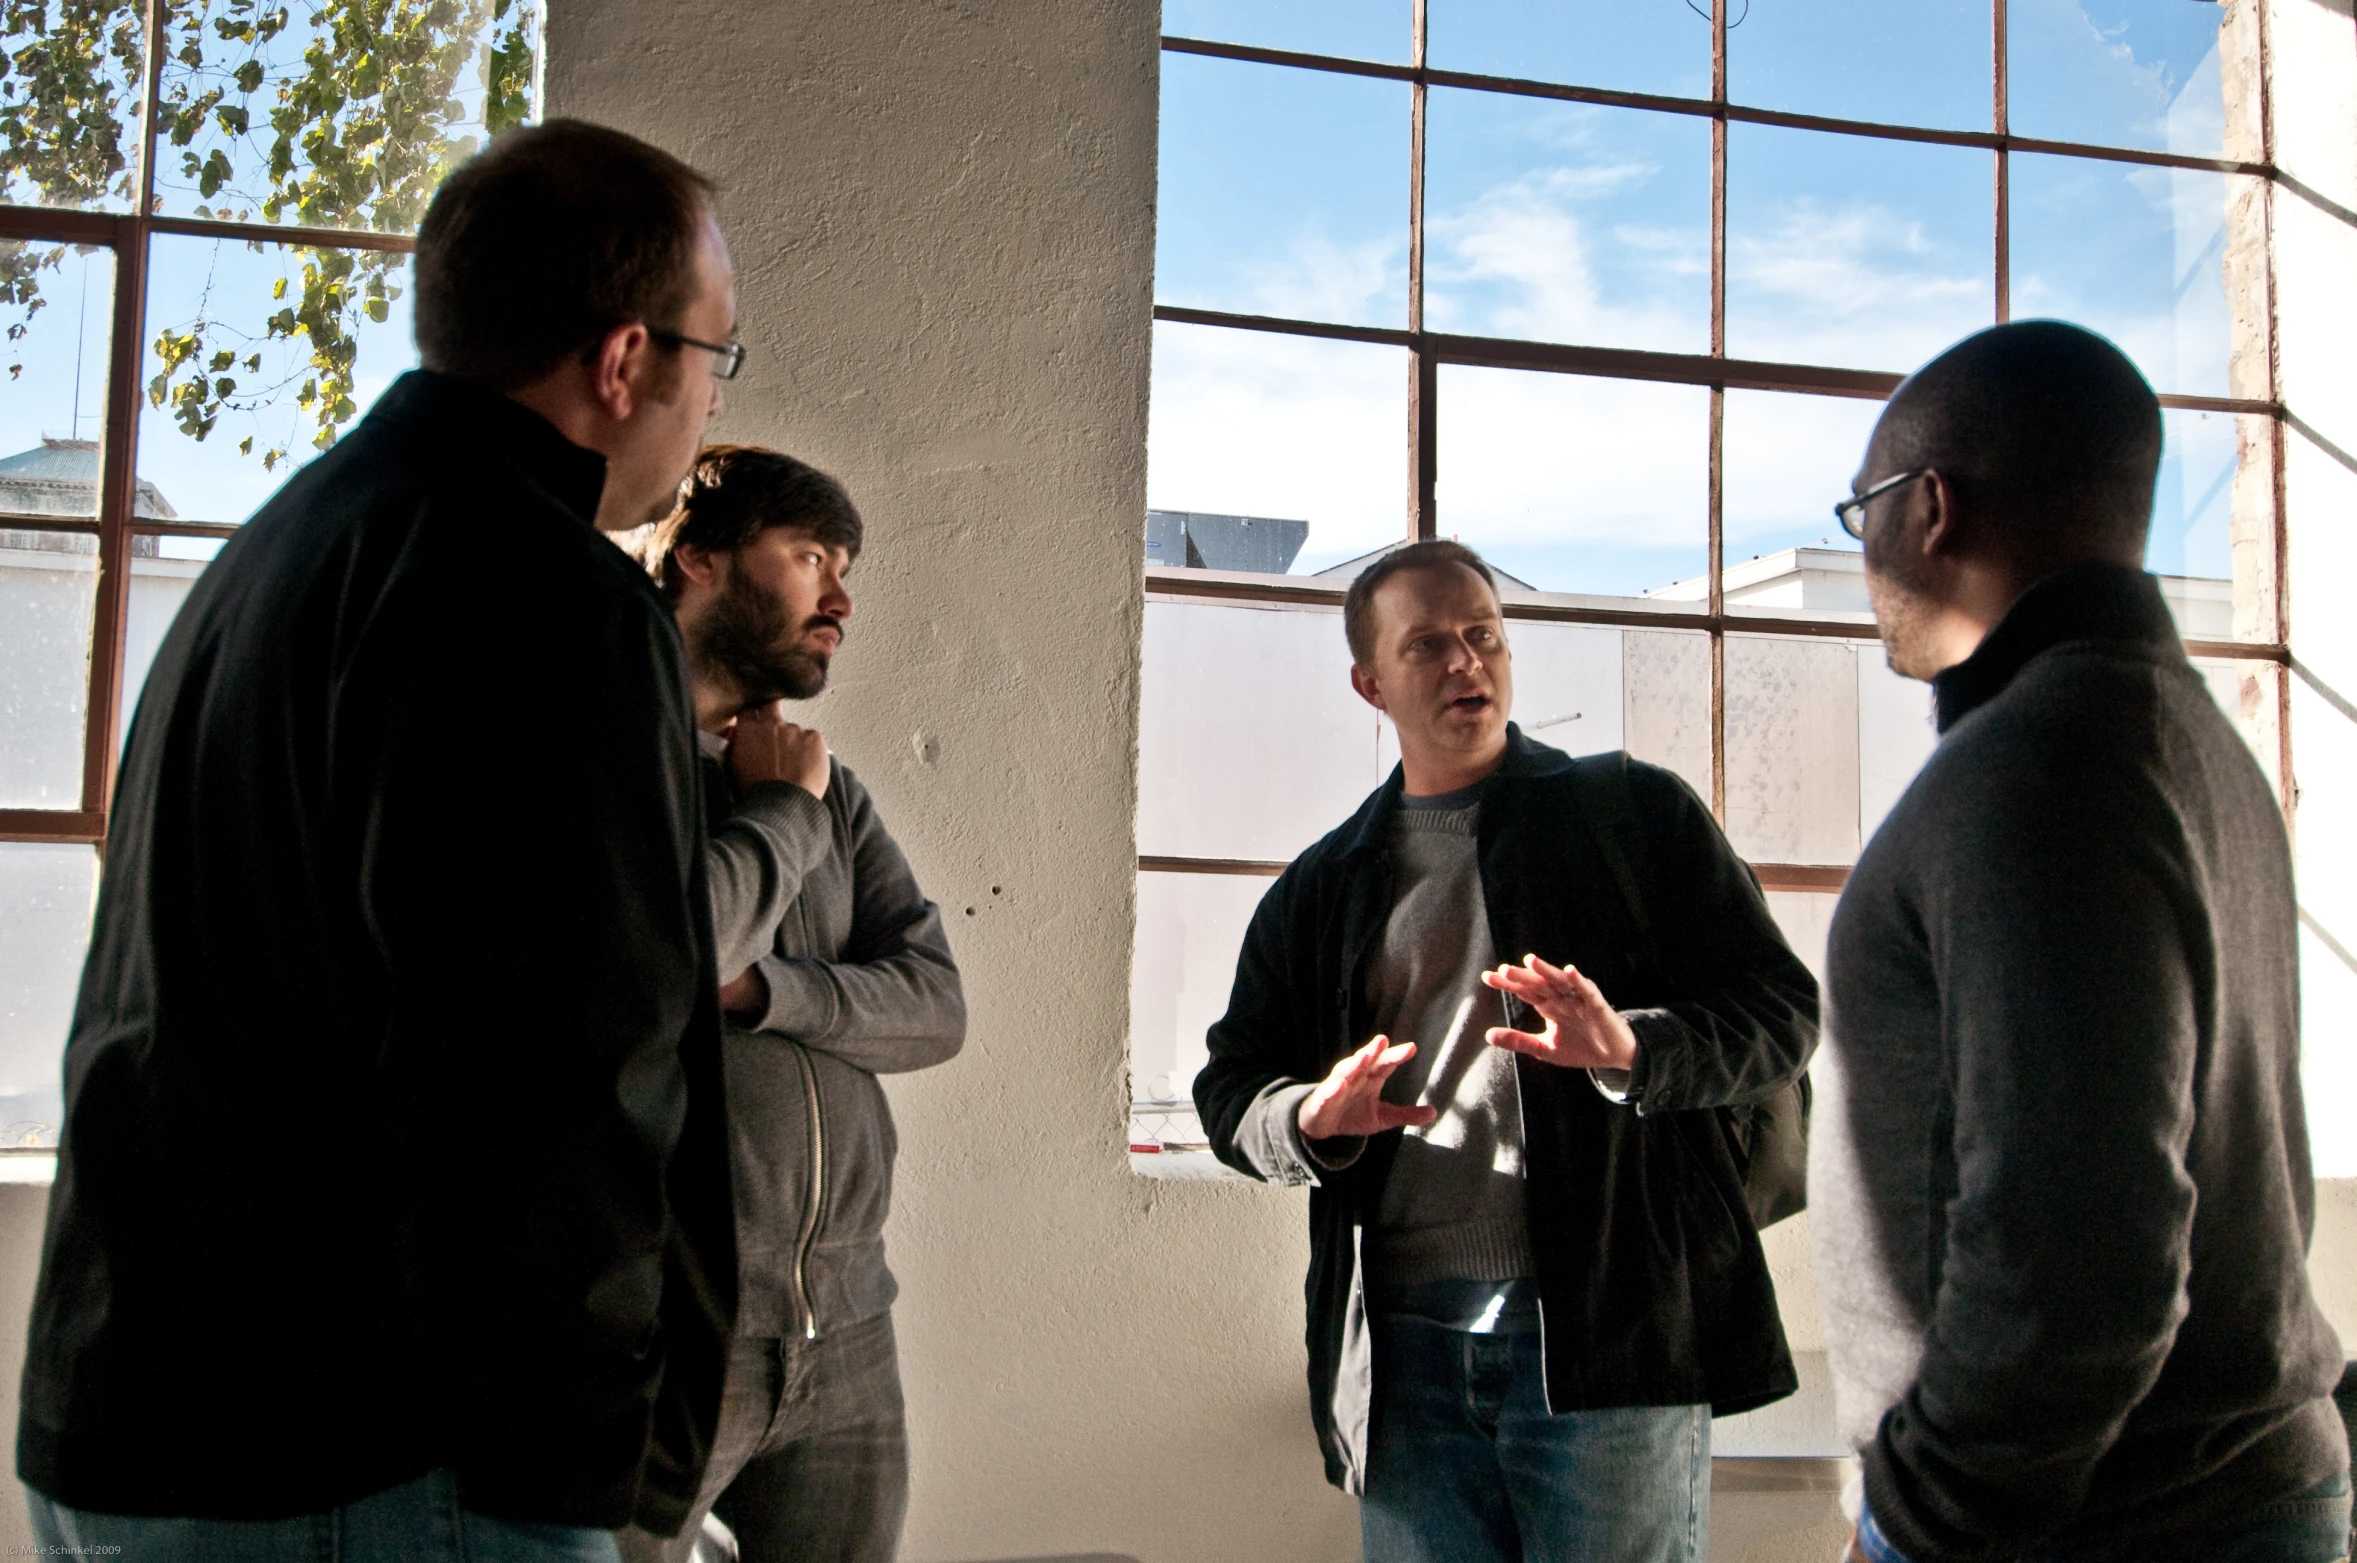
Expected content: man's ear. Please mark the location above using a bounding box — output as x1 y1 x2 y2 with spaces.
1350 663 1389 715
670 539 725 593
1917 468 1962 559
585 321 654 422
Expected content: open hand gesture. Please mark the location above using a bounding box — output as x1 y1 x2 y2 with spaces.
1296 1035 1440 1142
1482 954 1638 1070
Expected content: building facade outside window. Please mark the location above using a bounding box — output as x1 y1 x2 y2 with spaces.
0 0 542 1152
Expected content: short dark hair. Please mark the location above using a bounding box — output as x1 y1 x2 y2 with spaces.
645 444 863 602
1877 320 2162 565
414 119 717 391
1342 540 1499 665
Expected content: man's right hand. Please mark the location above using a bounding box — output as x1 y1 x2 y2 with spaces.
1296 1035 1439 1142
728 699 829 799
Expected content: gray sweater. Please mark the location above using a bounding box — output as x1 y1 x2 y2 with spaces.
1813 564 2345 1559
702 745 965 1340
1364 798 1534 1292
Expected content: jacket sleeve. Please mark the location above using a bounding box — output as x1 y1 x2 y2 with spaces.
743 766 965 1075
1194 868 1354 1186
1861 746 2203 1562
707 778 834 983
1616 762 1821 1114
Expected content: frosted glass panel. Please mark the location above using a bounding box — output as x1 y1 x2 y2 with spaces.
1139 600 1396 862
0 842 95 1148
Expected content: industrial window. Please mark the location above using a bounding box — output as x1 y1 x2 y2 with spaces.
1130 0 2299 1175
0 0 542 1155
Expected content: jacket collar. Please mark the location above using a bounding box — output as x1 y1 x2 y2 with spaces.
363 369 609 526
1930 561 2183 734
1336 723 1571 857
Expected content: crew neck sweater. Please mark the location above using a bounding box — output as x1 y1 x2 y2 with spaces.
1814 563 2345 1559
1363 795 1535 1292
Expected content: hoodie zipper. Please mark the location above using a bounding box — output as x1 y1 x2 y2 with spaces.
790 1043 825 1341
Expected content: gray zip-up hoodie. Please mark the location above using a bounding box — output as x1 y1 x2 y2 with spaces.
701 742 965 1340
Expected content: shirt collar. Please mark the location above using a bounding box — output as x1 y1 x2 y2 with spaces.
1930 561 2183 734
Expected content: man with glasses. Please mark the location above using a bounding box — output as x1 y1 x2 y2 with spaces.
1811 320 2349 1563
21 120 766 1561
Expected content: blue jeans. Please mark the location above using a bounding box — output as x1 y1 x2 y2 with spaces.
1361 1309 1711 1563
617 1312 909 1563
27 1468 620 1563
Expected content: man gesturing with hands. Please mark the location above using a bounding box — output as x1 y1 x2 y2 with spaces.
1196 541 1819 1563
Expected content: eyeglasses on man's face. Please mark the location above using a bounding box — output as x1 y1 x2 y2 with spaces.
650 328 746 381
1834 468 1928 540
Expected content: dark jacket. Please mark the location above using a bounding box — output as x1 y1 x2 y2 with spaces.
700 749 965 1341
18 372 738 1533
1820 563 2347 1560
1194 731 1820 1493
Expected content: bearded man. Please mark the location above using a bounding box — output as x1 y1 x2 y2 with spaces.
620 444 966 1563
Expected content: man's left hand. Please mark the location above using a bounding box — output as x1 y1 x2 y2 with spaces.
719 966 768 1018
1482 954 1638 1070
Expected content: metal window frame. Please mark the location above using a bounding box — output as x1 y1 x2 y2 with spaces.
1143 0 2301 894
0 0 417 846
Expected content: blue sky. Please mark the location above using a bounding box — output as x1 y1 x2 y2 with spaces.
0 1 2242 591
1149 0 2245 594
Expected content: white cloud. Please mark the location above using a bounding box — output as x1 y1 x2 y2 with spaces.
1727 198 1991 371
1237 230 1403 325
1146 319 1406 567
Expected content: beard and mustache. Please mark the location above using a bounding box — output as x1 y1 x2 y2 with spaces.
692 563 841 703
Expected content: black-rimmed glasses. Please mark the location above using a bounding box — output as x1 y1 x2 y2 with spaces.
650 328 746 381
1834 468 1927 540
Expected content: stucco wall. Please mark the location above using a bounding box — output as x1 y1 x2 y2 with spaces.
541 3 1366 1559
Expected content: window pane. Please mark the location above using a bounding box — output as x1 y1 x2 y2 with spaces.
1721 389 1884 598
137 235 419 530
1424 93 1709 354
0 842 95 1148
2008 0 2243 158
1726 635 1862 866
0 0 146 212
1858 647 1938 844
0 243 117 509
2193 656 2279 797
1161 0 1407 64
0 541 96 808
2147 407 2243 609
2010 157 2250 400
1726 125 1992 372
1622 627 1713 802
1437 367 1708 599
1147 321 1406 577
1130 869 1265 1176
1426 0 1710 101
151 0 541 230
1156 53 1409 329
2292 671 2357 1175
0 243 117 809
1728 0 1990 133
1138 600 1395 862
1511 622 1626 762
